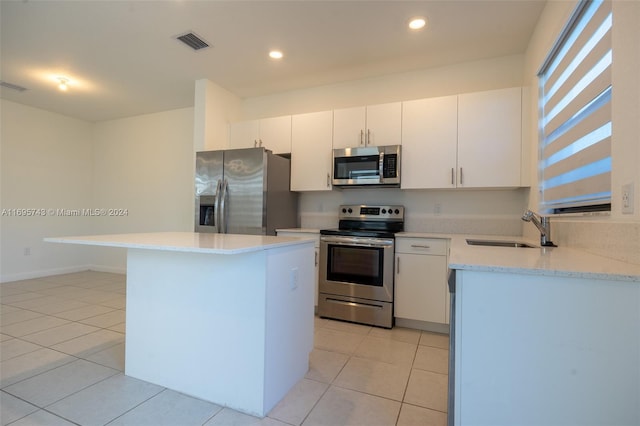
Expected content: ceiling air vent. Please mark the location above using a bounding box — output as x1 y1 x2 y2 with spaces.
0 81 28 92
175 32 210 51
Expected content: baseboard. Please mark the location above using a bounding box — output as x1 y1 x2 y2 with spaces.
1 265 91 284
87 264 127 275
395 317 450 335
0 264 127 283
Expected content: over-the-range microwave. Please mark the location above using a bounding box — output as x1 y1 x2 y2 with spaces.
332 145 401 188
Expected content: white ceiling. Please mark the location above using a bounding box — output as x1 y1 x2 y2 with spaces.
0 0 546 122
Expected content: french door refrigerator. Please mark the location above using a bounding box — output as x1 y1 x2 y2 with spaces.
195 147 298 235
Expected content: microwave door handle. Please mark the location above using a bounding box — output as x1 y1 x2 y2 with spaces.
378 152 384 183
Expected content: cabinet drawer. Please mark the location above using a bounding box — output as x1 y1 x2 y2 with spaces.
396 238 448 255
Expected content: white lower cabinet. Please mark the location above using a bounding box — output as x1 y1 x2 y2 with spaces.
276 230 320 308
395 237 449 324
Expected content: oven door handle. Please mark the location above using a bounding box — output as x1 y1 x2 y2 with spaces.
321 237 393 248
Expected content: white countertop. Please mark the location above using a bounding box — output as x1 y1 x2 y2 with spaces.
45 232 314 255
397 232 640 282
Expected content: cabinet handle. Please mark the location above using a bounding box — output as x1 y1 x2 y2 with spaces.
360 130 364 145
396 256 400 274
411 244 431 249
259 139 263 147
451 168 454 185
315 251 318 266
254 140 257 148
460 167 464 186
326 173 331 187
367 129 371 146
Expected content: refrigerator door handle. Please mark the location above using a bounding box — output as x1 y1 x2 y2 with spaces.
215 179 223 233
219 179 229 234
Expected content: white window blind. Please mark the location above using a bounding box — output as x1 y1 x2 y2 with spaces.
538 0 612 213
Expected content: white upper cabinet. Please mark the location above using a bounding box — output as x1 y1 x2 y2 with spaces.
401 95 458 189
333 102 401 149
229 115 292 154
229 120 259 149
457 87 522 188
401 87 523 189
290 110 334 191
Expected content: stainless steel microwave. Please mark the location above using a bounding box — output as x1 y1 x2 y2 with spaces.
332 145 401 188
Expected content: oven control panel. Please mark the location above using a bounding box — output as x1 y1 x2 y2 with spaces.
339 205 404 220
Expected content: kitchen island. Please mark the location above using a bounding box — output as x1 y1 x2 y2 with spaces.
44 232 315 417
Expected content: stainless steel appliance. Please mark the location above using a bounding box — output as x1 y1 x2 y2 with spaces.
318 204 404 328
332 145 401 188
447 269 456 426
195 147 298 235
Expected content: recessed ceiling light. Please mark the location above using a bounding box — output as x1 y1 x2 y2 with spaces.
57 77 69 91
409 17 427 30
269 50 283 60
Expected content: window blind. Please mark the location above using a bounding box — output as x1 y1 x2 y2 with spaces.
538 0 612 213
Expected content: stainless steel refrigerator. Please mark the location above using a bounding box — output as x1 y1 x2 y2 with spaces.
195 147 298 235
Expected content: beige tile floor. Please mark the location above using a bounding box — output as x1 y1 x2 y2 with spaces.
1 271 449 426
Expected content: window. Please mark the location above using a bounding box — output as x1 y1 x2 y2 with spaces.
538 0 612 214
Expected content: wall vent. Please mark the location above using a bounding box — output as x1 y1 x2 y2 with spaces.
175 32 210 51
0 81 28 92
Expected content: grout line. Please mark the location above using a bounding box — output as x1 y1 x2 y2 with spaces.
4 272 447 425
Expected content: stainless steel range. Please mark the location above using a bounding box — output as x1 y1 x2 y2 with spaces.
318 204 404 328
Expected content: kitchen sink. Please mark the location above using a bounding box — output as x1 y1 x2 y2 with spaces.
466 239 537 248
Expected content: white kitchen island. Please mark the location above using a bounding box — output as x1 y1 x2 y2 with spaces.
44 232 315 417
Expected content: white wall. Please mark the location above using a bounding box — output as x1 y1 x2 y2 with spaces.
0 100 93 282
611 0 640 218
194 79 242 152
0 102 195 281
522 0 640 264
90 108 195 272
242 54 525 119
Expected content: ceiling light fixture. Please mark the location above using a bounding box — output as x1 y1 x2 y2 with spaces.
269 50 283 60
57 77 69 91
408 17 427 30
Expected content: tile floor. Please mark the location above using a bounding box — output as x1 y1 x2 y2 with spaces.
1 271 449 426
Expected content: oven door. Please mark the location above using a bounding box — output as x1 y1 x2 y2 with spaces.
319 235 394 302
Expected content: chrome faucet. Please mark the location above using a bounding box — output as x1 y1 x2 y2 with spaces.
521 210 557 247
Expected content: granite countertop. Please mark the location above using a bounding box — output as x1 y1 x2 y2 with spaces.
397 232 640 282
44 232 314 255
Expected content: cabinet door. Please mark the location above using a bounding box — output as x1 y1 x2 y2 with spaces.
365 102 402 146
332 106 366 149
229 120 259 149
395 253 447 323
401 96 458 189
457 87 522 187
259 115 292 154
291 111 333 191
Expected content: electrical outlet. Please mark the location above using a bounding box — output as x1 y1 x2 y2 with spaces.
24 247 31 256
622 182 634 214
434 203 442 216
290 267 299 290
